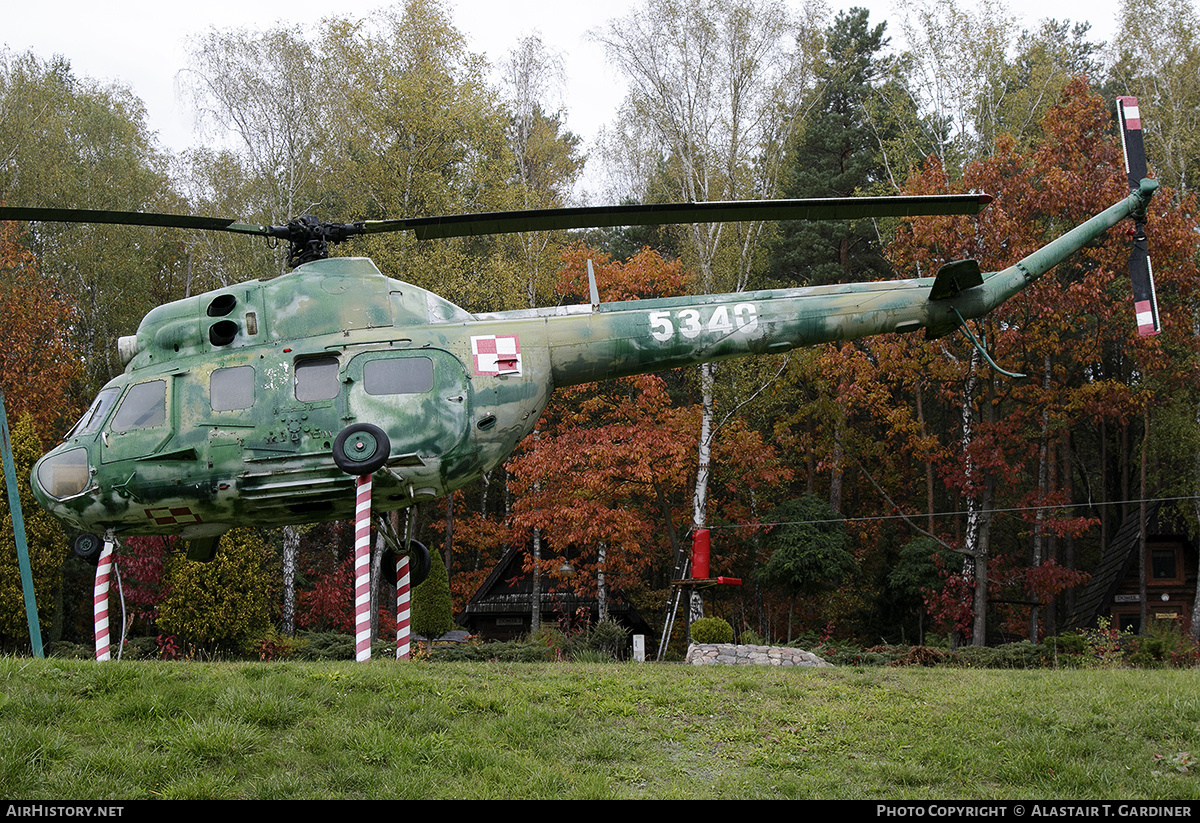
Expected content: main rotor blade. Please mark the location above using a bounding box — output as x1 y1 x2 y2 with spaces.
359 194 994 240
0 206 272 237
0 194 992 260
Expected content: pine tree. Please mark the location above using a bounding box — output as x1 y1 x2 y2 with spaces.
411 546 453 640
771 8 910 285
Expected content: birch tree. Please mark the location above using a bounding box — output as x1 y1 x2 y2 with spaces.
1108 0 1200 199
595 0 824 621
893 0 1017 165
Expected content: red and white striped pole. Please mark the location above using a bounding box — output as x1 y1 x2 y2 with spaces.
93 535 115 661
395 553 411 660
354 474 372 662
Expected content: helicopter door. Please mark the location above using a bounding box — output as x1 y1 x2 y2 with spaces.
100 377 174 463
344 350 470 461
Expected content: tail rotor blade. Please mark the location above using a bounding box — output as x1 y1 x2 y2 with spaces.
1130 225 1160 336
1117 96 1147 189
1117 96 1160 337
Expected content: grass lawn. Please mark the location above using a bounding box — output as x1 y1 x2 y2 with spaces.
1 656 1197 799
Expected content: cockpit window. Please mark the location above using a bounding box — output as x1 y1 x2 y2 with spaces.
294 356 340 402
211 365 255 411
68 387 121 438
109 380 167 431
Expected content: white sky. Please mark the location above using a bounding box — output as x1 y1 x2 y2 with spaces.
4 0 1124 205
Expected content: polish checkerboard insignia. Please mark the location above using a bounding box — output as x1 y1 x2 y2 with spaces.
144 506 203 527
471 335 522 376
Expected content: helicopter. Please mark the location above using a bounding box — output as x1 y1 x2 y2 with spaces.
7 97 1159 567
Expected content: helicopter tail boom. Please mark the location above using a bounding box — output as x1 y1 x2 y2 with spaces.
535 180 1158 388
965 178 1159 322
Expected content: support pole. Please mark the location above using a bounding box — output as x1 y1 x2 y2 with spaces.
94 533 116 661
354 474 372 662
396 554 411 660
0 391 41 657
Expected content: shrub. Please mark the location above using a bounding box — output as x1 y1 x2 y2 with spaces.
1126 621 1199 668
691 617 733 644
156 529 276 655
739 629 765 646
954 641 1048 669
295 631 354 660
430 638 557 662
411 548 454 639
585 619 629 659
45 640 91 660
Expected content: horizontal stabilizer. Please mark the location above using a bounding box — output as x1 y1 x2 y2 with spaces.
928 259 983 301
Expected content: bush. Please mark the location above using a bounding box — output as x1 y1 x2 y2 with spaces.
691 617 733 644
45 640 92 660
295 631 354 660
156 529 276 654
1125 621 1199 668
411 549 454 640
584 620 629 659
954 642 1048 669
738 629 766 646
429 638 557 662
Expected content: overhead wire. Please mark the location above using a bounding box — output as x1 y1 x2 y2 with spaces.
709 494 1200 530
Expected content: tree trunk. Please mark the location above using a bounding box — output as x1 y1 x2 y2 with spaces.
1139 408 1150 633
443 495 454 587
689 361 716 623
1031 354 1051 642
597 541 608 622
281 525 298 636
531 527 542 634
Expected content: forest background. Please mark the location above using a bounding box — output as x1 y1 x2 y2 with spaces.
1 0 1198 655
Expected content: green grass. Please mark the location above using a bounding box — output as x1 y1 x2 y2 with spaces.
0 657 1197 799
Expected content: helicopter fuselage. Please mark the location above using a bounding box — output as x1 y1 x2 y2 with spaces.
30 180 1155 553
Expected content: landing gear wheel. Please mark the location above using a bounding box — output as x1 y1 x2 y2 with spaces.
72 532 103 566
332 423 390 475
382 540 431 588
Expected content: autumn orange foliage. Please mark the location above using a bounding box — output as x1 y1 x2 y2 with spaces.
0 222 82 436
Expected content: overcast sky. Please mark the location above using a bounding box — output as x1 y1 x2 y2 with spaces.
4 0 1124 204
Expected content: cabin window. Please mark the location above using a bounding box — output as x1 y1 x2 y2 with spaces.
211 365 255 411
109 380 167 431
1149 543 1184 585
68 387 121 438
295 356 340 402
364 357 434 395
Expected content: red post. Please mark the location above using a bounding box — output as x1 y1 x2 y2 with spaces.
692 529 710 579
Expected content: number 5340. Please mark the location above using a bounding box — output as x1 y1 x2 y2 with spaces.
647 303 759 342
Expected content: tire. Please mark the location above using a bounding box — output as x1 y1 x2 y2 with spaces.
408 540 431 588
72 532 103 566
383 540 431 588
332 423 390 475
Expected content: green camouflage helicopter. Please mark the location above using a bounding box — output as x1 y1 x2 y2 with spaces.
8 98 1158 565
